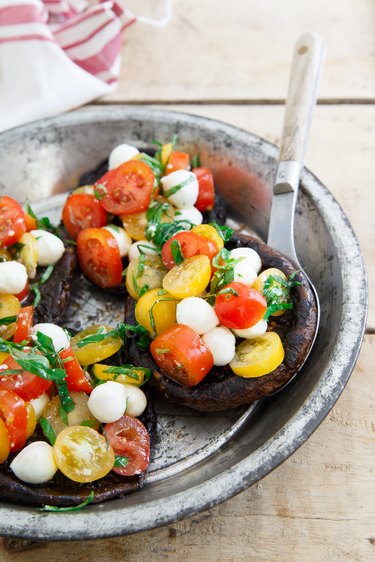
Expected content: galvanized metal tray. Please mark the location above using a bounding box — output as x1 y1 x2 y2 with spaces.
0 107 367 540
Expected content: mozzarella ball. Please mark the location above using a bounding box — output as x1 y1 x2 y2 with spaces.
31 230 65 266
10 441 58 484
123 384 147 417
232 319 268 339
128 240 158 262
176 297 219 335
175 206 203 226
29 392 49 419
103 225 132 257
161 170 199 209
202 326 236 366
31 323 70 352
229 247 262 274
232 258 258 286
0 261 27 294
87 381 127 423
108 143 139 170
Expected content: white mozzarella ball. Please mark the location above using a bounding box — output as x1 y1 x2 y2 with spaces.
161 170 199 209
175 206 203 226
123 384 147 417
108 144 139 170
29 393 49 419
87 381 127 423
229 247 262 274
232 319 268 339
103 225 132 257
202 326 236 366
232 258 258 286
176 297 219 334
10 441 58 484
0 261 28 294
31 230 65 266
128 240 158 262
31 323 70 352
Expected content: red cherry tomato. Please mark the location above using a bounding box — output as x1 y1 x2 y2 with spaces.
0 196 27 247
165 151 190 175
100 160 154 215
161 231 218 270
214 282 267 329
14 281 29 303
76 227 123 288
59 347 93 394
104 415 150 476
0 388 28 452
62 193 107 239
13 305 33 343
150 324 213 387
193 167 215 212
0 355 52 401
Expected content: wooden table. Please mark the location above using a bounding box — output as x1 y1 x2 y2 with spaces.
2 1 374 560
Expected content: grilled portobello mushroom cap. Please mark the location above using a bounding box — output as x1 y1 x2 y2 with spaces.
125 232 318 412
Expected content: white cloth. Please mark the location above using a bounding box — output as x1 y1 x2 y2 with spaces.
0 0 171 132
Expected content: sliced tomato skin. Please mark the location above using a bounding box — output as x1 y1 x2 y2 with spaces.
0 196 27 247
193 167 215 212
150 324 213 387
13 305 33 343
161 231 218 270
59 347 93 394
100 160 154 215
0 355 52 401
0 388 28 452
104 415 150 476
77 227 123 288
165 151 190 175
62 193 107 239
214 281 267 329
14 281 30 303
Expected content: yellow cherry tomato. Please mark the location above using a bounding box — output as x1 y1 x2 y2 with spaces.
162 255 211 299
161 142 173 166
253 268 288 317
192 224 224 251
126 255 167 300
121 210 148 240
53 425 115 483
0 418 10 463
92 364 147 386
44 392 99 437
0 294 21 340
230 332 284 378
71 324 122 365
135 288 177 336
17 233 38 279
25 402 37 439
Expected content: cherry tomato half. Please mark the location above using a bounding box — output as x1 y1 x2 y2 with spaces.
0 388 28 452
161 231 218 270
59 347 93 394
104 415 150 476
100 160 155 215
14 281 30 303
77 227 123 288
193 167 215 212
0 418 10 463
214 282 267 329
0 196 26 247
13 305 33 343
62 193 107 239
0 354 52 401
165 151 190 175
150 324 213 387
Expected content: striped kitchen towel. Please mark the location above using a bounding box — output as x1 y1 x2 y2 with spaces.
0 0 172 132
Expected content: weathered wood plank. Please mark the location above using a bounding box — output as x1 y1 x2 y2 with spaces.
105 0 375 102
1 336 373 561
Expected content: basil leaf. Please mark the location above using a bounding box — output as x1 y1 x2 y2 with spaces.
41 491 95 512
209 223 233 243
39 417 56 446
114 455 129 468
163 174 195 198
191 154 201 168
0 315 17 326
170 239 184 265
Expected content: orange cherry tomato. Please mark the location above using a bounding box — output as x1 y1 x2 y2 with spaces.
13 305 34 343
214 282 267 329
150 324 213 387
104 415 150 476
0 388 28 452
165 151 190 175
193 167 215 212
0 196 27 247
62 193 107 239
24 213 38 232
100 160 154 215
59 347 93 394
0 354 52 401
161 231 218 270
77 227 123 288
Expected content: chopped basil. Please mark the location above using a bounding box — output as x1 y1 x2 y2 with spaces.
80 419 97 428
114 455 129 468
0 315 17 326
218 287 239 297
39 417 56 446
263 272 301 320
170 239 184 265
30 264 55 307
191 154 201 168
209 223 233 243
93 184 107 200
163 174 195 198
41 491 95 512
